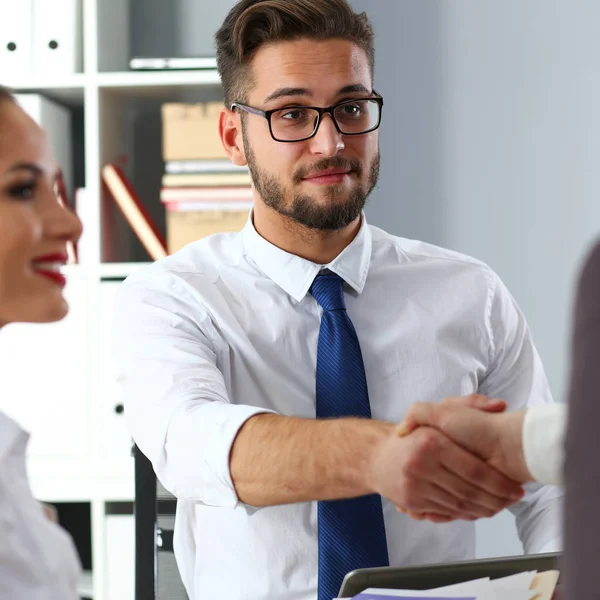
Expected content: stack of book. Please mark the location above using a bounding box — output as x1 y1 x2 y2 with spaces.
160 102 253 254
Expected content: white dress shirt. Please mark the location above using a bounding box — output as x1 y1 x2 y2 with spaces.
0 411 80 599
523 404 566 486
113 214 563 600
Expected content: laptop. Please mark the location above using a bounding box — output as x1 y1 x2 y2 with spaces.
338 552 561 598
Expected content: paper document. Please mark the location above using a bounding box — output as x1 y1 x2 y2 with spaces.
336 569 558 600
529 571 560 600
352 594 476 600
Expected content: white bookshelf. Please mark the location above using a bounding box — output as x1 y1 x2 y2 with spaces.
7 75 88 103
9 70 222 100
97 69 222 89
1 0 225 597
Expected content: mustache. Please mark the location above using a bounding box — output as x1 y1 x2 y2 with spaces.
293 157 363 184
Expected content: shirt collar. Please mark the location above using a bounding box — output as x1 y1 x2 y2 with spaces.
241 212 372 303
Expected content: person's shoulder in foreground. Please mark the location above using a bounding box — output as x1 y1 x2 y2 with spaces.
578 237 600 285
563 237 600 600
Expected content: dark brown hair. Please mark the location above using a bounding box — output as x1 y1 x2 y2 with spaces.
215 0 375 107
0 85 15 105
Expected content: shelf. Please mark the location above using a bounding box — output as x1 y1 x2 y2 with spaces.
99 262 153 279
96 69 222 96
5 69 223 104
7 74 88 105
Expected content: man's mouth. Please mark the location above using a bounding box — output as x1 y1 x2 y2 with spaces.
302 168 353 184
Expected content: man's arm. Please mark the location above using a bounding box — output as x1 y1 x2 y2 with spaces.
113 272 523 518
231 409 524 518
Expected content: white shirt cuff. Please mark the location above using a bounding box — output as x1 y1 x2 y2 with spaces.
522 404 566 486
165 403 277 508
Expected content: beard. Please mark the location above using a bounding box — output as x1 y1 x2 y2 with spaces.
243 127 380 231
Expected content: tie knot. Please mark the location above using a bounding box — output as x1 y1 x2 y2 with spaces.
310 273 346 311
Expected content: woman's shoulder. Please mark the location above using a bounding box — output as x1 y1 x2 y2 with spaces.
0 411 27 464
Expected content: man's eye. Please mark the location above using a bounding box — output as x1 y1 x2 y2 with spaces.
342 104 361 116
282 109 308 120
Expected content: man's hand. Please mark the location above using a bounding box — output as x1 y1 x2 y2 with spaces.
368 413 525 522
399 398 532 483
229 395 523 519
394 395 533 522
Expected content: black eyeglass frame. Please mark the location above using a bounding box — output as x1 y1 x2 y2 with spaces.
230 91 384 142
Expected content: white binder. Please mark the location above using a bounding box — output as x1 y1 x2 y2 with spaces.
0 0 34 82
32 0 82 76
75 187 100 267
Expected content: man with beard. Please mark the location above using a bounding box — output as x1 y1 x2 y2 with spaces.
113 1 562 599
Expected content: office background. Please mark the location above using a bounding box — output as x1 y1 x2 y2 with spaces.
1 0 599 597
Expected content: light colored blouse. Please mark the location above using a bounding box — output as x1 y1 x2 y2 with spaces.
0 411 80 599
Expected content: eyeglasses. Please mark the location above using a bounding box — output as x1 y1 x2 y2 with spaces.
231 92 384 143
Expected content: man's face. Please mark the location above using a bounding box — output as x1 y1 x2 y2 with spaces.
240 38 380 231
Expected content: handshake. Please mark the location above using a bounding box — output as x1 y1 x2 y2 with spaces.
370 395 532 524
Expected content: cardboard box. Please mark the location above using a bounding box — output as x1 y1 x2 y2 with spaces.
162 102 228 161
165 206 251 253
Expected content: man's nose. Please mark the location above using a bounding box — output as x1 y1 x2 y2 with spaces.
308 114 345 157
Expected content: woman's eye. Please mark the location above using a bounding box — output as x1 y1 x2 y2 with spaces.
9 182 36 200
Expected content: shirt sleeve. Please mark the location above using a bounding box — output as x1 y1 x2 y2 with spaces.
478 271 563 554
112 271 276 508
523 404 566 486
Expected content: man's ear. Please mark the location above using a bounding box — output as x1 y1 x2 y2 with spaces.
219 108 247 166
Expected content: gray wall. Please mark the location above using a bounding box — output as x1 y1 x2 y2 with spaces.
350 0 600 557
132 0 600 559
353 0 600 401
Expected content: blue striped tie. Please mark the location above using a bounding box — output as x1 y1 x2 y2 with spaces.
310 273 389 600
